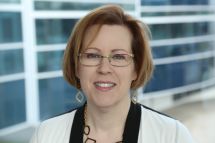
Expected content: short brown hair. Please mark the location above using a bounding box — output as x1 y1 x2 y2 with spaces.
63 4 154 90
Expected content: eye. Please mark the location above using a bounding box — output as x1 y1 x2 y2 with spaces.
84 53 101 59
112 54 126 60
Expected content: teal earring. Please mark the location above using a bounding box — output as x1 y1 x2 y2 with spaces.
76 91 84 103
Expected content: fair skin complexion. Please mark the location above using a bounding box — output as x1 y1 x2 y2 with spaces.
77 25 137 143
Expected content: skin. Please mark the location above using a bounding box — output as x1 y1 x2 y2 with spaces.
77 25 137 142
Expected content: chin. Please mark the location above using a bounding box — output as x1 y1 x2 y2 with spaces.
92 98 122 109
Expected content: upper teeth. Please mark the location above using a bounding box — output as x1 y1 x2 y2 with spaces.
95 83 115 87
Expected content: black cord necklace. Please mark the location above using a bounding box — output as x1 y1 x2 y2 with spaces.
83 105 123 143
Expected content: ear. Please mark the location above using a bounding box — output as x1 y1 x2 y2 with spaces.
132 72 137 81
75 64 80 79
132 70 137 81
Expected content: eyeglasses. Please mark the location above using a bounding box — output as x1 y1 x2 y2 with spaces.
78 52 134 67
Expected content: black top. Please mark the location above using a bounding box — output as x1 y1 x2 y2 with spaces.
69 102 141 143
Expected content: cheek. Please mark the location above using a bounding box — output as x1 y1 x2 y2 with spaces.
119 68 136 84
78 67 94 84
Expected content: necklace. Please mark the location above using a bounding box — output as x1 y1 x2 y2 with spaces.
83 105 123 143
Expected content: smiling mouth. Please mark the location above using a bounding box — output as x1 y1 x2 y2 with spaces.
94 81 116 91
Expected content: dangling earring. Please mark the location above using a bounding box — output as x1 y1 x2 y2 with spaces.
131 89 137 104
76 91 84 103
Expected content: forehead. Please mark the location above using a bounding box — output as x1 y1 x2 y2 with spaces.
83 24 132 52
83 47 130 54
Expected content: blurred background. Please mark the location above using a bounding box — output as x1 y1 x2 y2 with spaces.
0 0 215 143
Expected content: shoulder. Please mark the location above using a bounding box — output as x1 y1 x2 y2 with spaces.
40 109 77 129
138 104 195 143
139 104 177 134
30 108 79 143
140 104 176 126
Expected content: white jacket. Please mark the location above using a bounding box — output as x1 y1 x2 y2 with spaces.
30 103 195 143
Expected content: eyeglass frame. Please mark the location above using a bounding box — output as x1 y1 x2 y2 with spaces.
78 52 134 67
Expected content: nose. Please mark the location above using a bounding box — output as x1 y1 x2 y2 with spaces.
97 57 112 74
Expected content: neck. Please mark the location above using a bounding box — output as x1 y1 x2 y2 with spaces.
84 98 131 142
86 98 131 132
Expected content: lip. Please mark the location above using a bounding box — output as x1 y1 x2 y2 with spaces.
94 81 116 92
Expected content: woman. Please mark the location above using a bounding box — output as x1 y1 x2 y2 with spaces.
30 5 195 143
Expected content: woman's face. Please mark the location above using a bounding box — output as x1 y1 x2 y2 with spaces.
77 25 137 108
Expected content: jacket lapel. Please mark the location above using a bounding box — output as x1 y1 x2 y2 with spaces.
69 105 84 143
122 102 141 143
